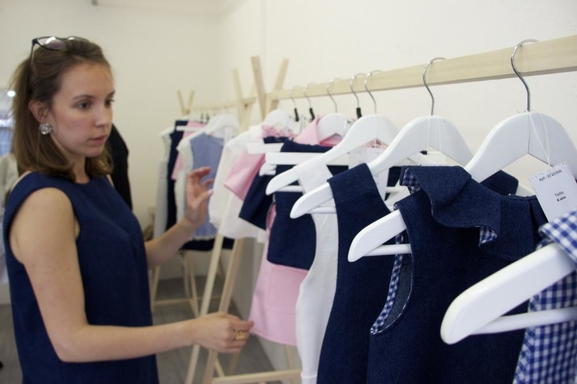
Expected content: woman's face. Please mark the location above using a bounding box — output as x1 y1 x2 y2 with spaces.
45 62 115 166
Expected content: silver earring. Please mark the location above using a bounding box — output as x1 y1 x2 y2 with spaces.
39 122 53 135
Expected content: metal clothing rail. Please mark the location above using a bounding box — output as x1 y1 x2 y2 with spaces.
267 35 577 102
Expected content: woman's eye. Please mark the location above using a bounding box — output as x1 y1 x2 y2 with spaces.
78 102 89 109
105 99 115 107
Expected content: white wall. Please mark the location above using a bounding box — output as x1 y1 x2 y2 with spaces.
216 0 577 183
0 0 221 227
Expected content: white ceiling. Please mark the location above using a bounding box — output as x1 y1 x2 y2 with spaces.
95 0 235 17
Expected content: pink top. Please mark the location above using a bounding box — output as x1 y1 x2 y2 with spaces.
248 207 307 345
224 125 296 200
245 118 341 345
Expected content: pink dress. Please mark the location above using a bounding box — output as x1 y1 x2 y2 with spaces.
227 119 332 346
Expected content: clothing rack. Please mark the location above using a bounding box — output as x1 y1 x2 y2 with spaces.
268 35 577 102
194 34 577 384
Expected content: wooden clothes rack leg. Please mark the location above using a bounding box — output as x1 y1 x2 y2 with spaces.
187 58 302 383
198 57 301 384
199 240 299 384
149 266 161 311
184 67 259 384
150 250 201 317
184 234 226 384
178 90 195 116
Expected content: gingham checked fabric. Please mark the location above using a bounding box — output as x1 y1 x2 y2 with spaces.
370 252 404 334
370 170 416 335
514 208 577 384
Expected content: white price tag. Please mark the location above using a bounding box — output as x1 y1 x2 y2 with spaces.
529 161 577 222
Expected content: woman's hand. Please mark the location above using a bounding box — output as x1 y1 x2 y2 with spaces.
183 167 213 228
189 312 254 354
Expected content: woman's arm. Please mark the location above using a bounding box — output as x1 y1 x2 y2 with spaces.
145 167 213 269
9 186 252 362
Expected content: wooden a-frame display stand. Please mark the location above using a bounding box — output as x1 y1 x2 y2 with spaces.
184 56 302 384
148 68 256 346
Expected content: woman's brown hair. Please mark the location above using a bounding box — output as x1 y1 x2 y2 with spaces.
10 37 113 181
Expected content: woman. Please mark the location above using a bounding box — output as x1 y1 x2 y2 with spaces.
4 36 253 383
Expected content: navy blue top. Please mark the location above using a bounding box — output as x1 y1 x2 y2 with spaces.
238 136 292 230
166 121 187 231
268 140 347 270
3 172 158 384
317 164 397 384
366 166 547 384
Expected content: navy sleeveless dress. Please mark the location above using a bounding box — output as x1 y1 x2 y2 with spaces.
366 166 547 383
3 172 158 384
268 140 348 270
317 164 396 384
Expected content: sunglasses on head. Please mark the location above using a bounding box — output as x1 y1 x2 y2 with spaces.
28 36 88 78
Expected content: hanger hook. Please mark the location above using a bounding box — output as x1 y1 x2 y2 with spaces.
350 73 365 118
326 78 341 113
364 70 383 114
349 73 365 108
304 83 316 120
511 39 538 112
422 57 446 116
290 85 300 122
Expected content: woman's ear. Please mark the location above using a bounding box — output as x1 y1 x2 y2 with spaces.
28 100 49 123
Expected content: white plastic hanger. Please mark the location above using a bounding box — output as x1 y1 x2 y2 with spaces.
316 113 349 142
285 71 409 209
244 106 298 156
440 242 577 344
275 116 398 199
259 81 350 173
347 58 475 260
202 113 239 138
176 110 205 132
465 40 577 186
313 80 350 142
439 44 577 342
259 113 350 175
266 74 400 197
262 99 298 131
366 58 474 175
348 40 577 262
